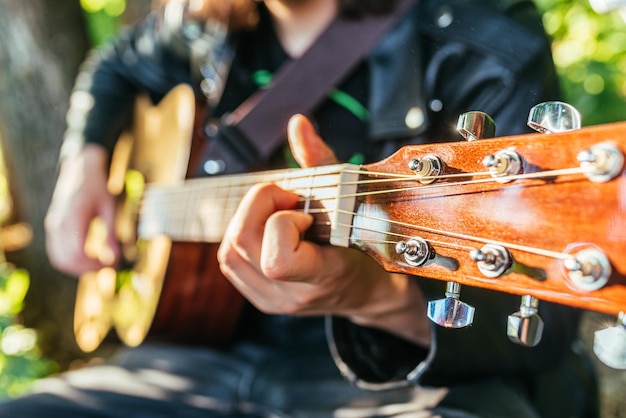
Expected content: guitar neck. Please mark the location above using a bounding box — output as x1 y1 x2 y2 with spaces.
136 121 626 316
138 163 359 245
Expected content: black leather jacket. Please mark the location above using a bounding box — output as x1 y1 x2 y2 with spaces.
61 0 588 395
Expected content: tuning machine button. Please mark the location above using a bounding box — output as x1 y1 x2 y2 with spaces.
594 312 626 370
408 154 442 184
527 101 581 133
507 295 544 347
427 282 475 328
470 244 512 278
457 111 496 141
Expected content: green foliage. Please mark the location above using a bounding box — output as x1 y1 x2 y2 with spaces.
81 0 127 46
534 0 626 125
0 265 57 399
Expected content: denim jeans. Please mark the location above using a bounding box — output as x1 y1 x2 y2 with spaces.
0 341 551 418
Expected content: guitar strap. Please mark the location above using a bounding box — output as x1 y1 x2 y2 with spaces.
202 0 417 175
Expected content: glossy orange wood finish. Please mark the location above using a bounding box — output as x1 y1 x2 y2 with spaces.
358 122 626 315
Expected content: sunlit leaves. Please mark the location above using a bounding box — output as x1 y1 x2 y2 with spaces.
535 0 626 125
0 266 29 316
80 0 126 17
81 0 127 46
0 265 56 399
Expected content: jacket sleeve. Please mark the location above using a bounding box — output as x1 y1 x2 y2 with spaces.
60 7 201 160
327 0 584 390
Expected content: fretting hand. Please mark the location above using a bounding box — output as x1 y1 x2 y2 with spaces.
218 115 431 346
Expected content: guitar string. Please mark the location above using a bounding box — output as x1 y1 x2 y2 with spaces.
303 207 575 261
337 170 494 183
141 163 597 262
143 164 595 233
337 166 594 199
320 218 476 252
144 164 595 208
148 164 594 197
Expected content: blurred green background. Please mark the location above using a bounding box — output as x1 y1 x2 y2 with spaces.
1 0 625 402
535 0 626 125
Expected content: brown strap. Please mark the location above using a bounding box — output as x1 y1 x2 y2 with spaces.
205 0 418 174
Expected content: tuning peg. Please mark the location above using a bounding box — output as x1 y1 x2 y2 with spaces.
563 248 611 292
427 282 475 328
408 154 442 184
507 295 544 347
527 101 581 133
593 312 626 370
469 244 511 278
395 237 433 267
482 149 523 182
456 111 496 141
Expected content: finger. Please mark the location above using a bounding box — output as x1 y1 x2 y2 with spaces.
221 183 300 266
260 210 314 281
98 197 120 267
218 242 271 306
219 232 312 315
45 209 98 276
287 114 338 168
46 234 108 277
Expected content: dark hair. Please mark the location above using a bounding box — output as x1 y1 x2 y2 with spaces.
174 0 396 30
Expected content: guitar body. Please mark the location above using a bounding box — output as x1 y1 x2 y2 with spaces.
150 241 245 346
74 85 244 352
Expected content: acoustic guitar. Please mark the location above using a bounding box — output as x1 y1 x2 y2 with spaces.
73 84 626 356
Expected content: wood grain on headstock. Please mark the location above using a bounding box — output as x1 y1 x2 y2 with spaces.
356 122 626 315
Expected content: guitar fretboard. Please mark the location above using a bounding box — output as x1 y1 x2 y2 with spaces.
138 163 359 246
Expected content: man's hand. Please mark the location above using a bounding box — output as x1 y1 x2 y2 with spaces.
218 115 431 346
44 144 119 276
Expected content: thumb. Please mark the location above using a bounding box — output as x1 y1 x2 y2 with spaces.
287 114 338 168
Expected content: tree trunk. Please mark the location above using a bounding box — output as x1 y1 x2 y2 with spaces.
0 0 91 366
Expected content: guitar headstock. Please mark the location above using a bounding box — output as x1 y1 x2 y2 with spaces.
353 102 626 368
